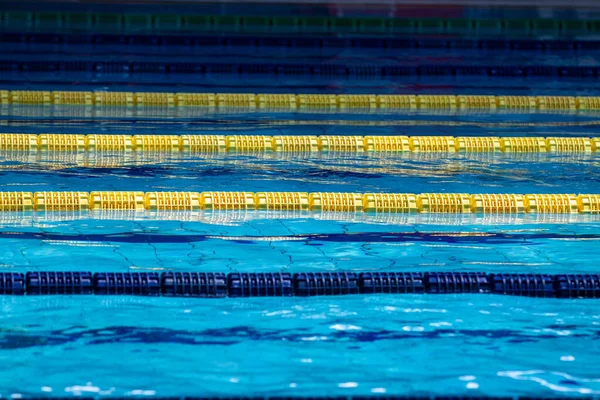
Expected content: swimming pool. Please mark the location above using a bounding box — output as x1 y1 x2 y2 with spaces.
1 2 600 399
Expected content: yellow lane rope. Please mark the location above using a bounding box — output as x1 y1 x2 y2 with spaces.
0 191 598 213
1 134 599 153
3 90 600 111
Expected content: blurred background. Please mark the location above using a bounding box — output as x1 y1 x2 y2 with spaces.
2 0 600 96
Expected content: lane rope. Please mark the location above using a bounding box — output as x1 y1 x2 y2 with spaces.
1 12 594 37
2 91 600 111
1 134 599 153
4 31 600 53
1 271 599 298
0 191 598 214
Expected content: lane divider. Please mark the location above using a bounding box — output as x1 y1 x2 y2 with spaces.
3 61 600 79
1 134 599 153
1 12 595 37
3 91 600 110
0 192 598 213
1 271 599 298
6 31 600 54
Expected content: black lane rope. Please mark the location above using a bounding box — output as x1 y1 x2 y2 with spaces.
0 271 598 298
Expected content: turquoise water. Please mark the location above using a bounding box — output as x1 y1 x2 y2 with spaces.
0 295 599 397
0 107 599 397
1 212 600 274
1 16 600 398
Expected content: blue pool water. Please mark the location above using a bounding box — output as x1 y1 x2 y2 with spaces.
1 295 599 397
1 11 600 398
0 107 599 397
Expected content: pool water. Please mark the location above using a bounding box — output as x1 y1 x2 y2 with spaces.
1 5 600 398
0 115 598 398
1 295 599 397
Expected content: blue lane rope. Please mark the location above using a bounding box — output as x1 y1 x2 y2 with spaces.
1 271 598 298
3 31 599 52
1 59 598 78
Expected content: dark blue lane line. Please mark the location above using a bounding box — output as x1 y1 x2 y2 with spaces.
0 231 595 244
0 325 595 349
